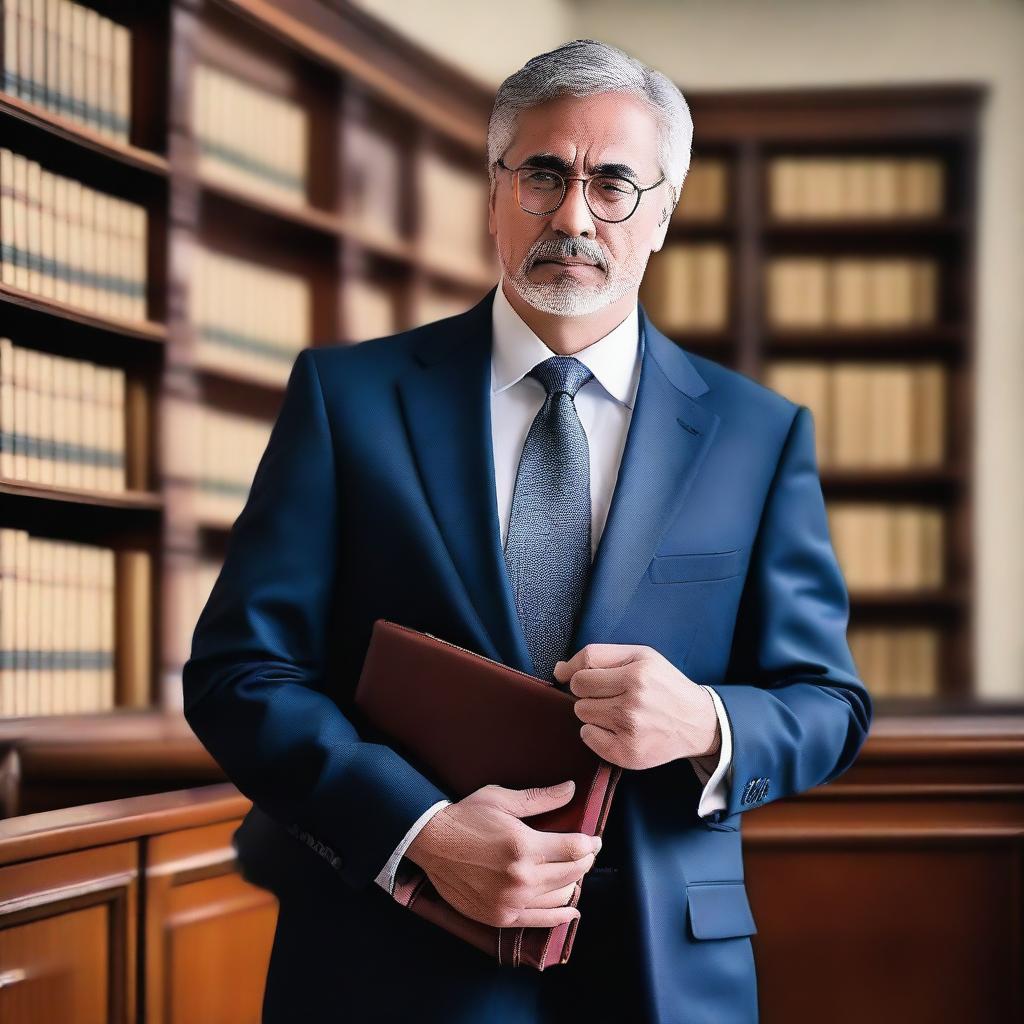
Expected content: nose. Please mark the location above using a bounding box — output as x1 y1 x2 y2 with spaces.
549 177 596 239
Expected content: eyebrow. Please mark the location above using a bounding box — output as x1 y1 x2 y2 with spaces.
518 152 641 182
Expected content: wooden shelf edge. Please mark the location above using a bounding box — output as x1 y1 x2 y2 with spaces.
0 781 246 865
0 282 166 342
0 91 170 175
0 477 164 512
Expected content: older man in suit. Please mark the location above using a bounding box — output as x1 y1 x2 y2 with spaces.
183 38 872 1024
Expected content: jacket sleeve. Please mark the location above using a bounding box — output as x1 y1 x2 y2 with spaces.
709 404 873 823
182 348 451 890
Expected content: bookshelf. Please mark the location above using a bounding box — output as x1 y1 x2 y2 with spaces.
0 0 498 760
0 2 997 802
641 84 983 711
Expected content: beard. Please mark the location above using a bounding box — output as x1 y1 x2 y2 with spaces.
501 241 647 317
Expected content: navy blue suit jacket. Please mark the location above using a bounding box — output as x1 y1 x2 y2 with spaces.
183 285 872 1023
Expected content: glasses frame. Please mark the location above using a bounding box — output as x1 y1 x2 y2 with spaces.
496 157 667 224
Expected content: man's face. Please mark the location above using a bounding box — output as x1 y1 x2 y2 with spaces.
488 91 673 317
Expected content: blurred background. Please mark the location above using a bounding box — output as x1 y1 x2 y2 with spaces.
0 1 1020 1022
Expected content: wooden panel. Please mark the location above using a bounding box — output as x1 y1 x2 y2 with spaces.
0 843 137 1024
167 872 276 1024
743 716 1024 1023
748 840 1021 1024
145 816 276 1024
0 904 110 1023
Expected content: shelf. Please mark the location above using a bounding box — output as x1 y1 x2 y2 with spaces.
820 466 964 498
848 588 966 612
763 215 967 239
0 282 166 343
764 324 965 357
0 478 163 513
0 91 169 176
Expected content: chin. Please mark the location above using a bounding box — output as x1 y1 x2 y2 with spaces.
508 264 635 317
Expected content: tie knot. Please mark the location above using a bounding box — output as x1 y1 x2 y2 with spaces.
528 356 594 400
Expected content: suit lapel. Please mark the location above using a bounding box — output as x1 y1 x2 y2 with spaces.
395 285 721 675
396 287 535 673
569 307 720 655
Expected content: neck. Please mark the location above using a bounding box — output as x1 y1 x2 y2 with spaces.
500 277 636 356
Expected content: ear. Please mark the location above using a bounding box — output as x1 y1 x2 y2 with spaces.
488 178 498 237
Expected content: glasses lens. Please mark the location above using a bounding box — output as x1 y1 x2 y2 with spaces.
517 168 565 215
514 168 641 221
586 176 639 222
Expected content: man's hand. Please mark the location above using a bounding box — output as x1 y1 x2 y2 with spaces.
404 780 602 929
554 643 720 770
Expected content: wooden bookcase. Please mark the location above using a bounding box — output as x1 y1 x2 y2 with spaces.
0 2 996 804
661 85 984 713
0 0 497 775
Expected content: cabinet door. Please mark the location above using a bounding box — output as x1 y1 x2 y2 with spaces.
0 843 137 1024
146 818 277 1024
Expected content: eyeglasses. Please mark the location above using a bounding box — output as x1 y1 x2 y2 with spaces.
496 157 667 223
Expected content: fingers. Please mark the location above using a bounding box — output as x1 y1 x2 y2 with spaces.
509 904 581 929
532 852 596 892
532 830 602 866
523 880 579 910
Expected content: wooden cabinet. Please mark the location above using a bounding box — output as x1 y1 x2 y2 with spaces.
145 820 276 1024
0 785 272 1024
0 843 137 1023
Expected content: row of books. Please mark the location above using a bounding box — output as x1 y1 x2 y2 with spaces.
827 503 944 591
0 147 148 320
0 527 120 718
162 554 221 711
766 256 937 328
193 61 309 209
672 159 727 221
1 0 130 142
344 117 404 244
764 360 946 468
419 149 492 277
163 396 271 528
640 243 728 330
848 626 939 698
191 246 311 387
768 157 945 220
343 278 471 343
0 336 127 491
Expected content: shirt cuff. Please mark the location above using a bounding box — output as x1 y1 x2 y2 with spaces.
373 798 453 895
687 685 734 818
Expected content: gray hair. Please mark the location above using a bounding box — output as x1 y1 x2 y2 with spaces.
486 38 693 221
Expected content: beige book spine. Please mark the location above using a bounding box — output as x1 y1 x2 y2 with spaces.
0 338 13 480
79 357 96 488
25 347 39 482
69 0 85 126
39 166 55 298
0 529 15 717
1 149 16 285
26 157 41 293
14 529 27 715
112 21 129 142
38 348 55 485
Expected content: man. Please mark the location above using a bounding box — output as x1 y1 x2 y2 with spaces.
183 39 872 1024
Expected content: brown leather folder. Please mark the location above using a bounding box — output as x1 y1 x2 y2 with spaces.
352 618 623 970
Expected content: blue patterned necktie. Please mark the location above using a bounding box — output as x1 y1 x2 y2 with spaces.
503 355 595 683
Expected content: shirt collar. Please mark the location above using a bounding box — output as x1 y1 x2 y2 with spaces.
491 274 643 409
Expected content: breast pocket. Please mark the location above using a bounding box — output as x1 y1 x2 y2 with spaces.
648 548 744 585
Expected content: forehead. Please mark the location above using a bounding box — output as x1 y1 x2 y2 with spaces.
507 92 660 174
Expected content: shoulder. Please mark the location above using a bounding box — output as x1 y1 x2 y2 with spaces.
681 349 803 439
303 312 461 389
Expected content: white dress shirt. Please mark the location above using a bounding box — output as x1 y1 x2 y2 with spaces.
374 278 734 894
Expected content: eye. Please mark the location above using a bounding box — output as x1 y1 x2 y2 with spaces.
521 169 561 189
595 176 635 196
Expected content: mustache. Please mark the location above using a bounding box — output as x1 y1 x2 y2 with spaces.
529 239 606 270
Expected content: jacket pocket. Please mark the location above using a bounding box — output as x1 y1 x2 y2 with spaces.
686 880 758 940
649 548 744 584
